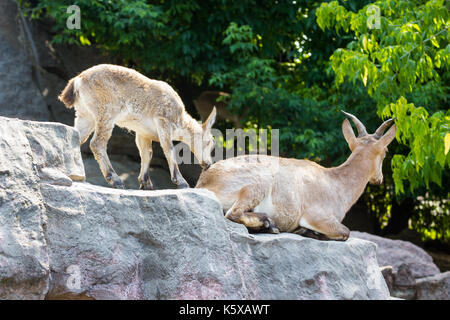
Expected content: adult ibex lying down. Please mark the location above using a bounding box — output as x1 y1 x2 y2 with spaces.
59 64 216 189
196 112 396 241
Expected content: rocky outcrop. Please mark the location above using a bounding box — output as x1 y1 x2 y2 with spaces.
416 272 450 300
351 231 449 299
0 116 390 299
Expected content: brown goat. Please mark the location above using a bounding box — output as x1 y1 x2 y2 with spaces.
196 112 396 241
59 64 216 189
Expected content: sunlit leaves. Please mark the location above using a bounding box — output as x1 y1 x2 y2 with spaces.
317 0 450 195
222 22 258 55
445 133 450 155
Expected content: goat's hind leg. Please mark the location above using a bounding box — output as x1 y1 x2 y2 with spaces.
136 134 154 190
90 120 124 189
299 215 350 241
74 111 95 145
225 185 279 234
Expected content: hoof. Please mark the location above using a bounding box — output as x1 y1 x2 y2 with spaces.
107 172 124 189
139 173 154 190
113 180 125 189
139 180 154 190
177 181 189 189
261 216 279 234
340 233 350 241
269 226 280 234
139 183 153 190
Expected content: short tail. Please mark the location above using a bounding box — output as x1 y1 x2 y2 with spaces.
58 77 77 108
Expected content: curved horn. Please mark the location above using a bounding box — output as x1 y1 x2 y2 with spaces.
374 117 396 139
341 110 368 137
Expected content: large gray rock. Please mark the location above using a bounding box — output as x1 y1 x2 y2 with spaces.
415 271 450 300
0 116 390 300
0 116 83 299
351 231 440 279
350 231 448 299
39 183 388 300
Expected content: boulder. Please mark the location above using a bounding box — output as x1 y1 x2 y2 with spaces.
351 231 440 279
0 116 390 300
415 271 450 300
350 231 448 299
0 116 83 299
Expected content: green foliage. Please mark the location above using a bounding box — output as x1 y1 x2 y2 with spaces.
316 0 450 195
413 194 450 241
32 0 305 81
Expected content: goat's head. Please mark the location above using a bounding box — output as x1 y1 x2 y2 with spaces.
192 107 216 170
341 111 397 185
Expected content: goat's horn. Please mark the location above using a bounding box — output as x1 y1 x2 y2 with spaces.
374 117 396 139
341 110 368 137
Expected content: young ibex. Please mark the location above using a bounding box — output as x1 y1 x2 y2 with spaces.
58 64 216 189
196 112 397 241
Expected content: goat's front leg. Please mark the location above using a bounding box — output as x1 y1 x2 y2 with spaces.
136 134 154 190
90 121 124 189
225 185 279 234
156 119 189 189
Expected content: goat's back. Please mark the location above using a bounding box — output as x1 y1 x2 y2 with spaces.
74 64 186 121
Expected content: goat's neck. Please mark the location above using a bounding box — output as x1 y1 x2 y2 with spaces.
175 113 203 143
329 150 373 212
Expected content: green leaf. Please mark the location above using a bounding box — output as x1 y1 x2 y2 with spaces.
445 133 450 155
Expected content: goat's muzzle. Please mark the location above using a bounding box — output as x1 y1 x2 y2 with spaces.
370 177 383 185
201 162 211 170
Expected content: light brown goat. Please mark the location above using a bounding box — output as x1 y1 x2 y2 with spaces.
196 112 396 240
59 64 216 189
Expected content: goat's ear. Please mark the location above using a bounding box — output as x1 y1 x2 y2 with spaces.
203 106 216 131
342 119 357 151
377 124 397 147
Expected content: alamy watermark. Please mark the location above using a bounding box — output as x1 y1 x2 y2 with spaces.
66 4 382 31
66 5 81 30
367 5 381 30
173 128 280 165
66 264 81 291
